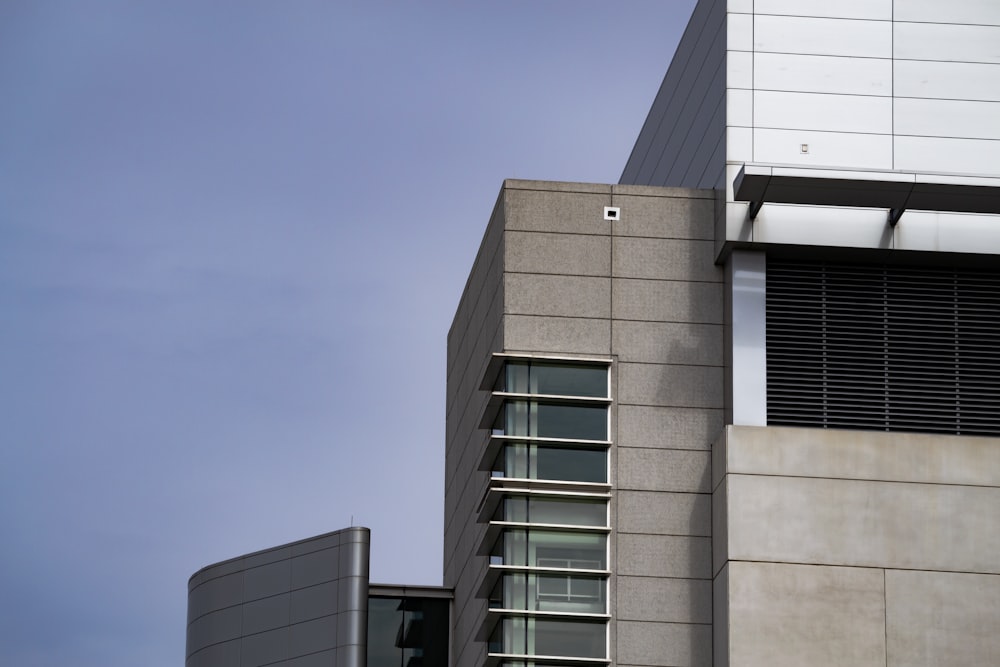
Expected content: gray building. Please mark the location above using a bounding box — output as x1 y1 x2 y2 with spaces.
189 1 1000 665
446 1 1000 666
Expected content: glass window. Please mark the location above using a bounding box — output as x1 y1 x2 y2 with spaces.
491 530 606 570
490 573 605 614
490 617 606 659
494 444 607 484
498 497 606 527
502 402 607 440
505 362 607 398
368 596 449 667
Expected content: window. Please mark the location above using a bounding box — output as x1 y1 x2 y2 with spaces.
482 358 611 663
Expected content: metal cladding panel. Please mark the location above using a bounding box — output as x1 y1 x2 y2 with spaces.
895 60 1000 103
894 22 1000 64
753 53 892 97
766 260 1000 436
754 90 892 134
754 0 892 20
753 15 891 58
895 98 1000 141
893 0 1000 26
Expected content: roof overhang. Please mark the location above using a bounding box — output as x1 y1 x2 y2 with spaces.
733 164 1000 226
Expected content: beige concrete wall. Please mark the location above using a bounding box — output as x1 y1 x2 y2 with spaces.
446 180 722 667
713 425 1000 667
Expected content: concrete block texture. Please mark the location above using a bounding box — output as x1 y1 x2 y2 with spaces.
885 569 1000 667
504 273 610 319
609 192 715 240
617 576 712 624
504 185 611 234
502 314 610 355
616 621 712 667
617 533 712 579
612 320 722 365
726 561 886 667
612 237 721 282
504 230 610 277
617 448 711 494
718 425 1000 489
617 362 724 409
612 278 723 324
617 491 711 537
617 405 723 451
725 473 1000 574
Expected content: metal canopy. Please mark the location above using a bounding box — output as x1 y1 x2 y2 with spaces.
733 164 1000 226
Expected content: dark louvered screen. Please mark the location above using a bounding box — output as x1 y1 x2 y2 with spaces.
767 259 1000 436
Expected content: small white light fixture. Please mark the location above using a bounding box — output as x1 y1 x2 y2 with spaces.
603 206 620 221
800 143 809 154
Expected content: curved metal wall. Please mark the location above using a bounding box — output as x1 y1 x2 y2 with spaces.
186 526 370 667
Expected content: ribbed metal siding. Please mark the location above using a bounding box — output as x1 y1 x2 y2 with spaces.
767 260 1000 436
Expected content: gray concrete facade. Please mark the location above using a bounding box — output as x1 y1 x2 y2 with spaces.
445 180 723 667
186 527 370 667
714 426 1000 667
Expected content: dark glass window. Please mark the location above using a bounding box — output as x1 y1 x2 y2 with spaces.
498 497 606 526
490 617 606 659
505 362 608 398
368 596 449 667
494 444 607 483
501 402 607 440
490 530 606 570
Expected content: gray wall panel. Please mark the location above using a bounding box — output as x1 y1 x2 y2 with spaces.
616 621 712 667
622 0 718 185
885 570 1000 666
617 491 712 537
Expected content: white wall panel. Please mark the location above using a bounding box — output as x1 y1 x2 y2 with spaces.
896 98 1000 140
727 89 753 127
754 91 892 134
728 0 753 13
895 211 1000 254
754 53 892 96
754 0 891 21
895 136 1000 176
894 0 1000 26
754 128 893 170
895 60 1000 102
751 204 891 248
727 50 753 89
728 12 753 51
895 23 1000 64
727 127 753 165
754 16 891 58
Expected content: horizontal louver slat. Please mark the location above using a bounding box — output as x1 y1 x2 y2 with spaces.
767 260 1000 436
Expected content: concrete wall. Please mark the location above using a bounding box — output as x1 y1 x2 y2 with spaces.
443 188 505 667
186 527 370 667
446 180 723 667
712 426 1000 667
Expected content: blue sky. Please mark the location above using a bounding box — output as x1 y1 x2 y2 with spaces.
0 2 695 664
